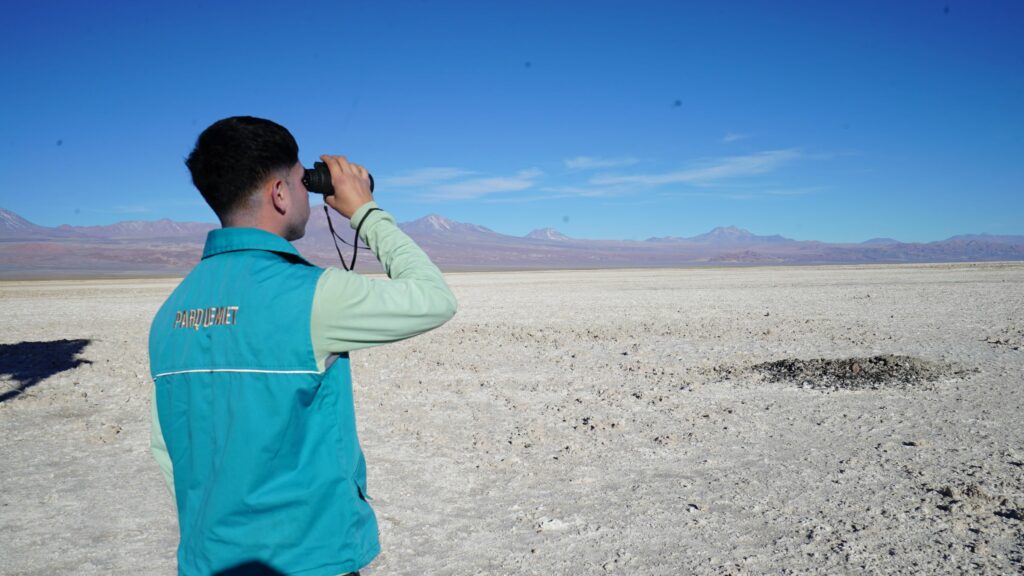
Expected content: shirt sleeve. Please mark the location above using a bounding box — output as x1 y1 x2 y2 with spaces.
150 385 176 499
310 202 457 370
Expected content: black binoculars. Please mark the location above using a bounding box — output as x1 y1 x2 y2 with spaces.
303 162 375 196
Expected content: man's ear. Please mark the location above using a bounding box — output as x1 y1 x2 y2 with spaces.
269 176 289 215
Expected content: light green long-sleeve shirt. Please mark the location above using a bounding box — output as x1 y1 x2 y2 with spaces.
150 202 457 497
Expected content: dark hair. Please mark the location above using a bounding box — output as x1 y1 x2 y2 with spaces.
185 116 299 220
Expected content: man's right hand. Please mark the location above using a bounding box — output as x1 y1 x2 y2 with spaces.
319 155 374 220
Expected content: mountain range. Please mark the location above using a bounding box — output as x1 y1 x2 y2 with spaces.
1 207 1023 278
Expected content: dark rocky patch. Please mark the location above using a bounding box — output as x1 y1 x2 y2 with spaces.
751 354 972 391
984 326 1023 350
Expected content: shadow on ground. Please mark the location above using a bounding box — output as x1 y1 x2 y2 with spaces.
0 339 92 403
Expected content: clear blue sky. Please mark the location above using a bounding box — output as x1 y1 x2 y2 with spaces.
2 0 1022 242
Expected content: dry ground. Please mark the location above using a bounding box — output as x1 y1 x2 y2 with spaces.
1 263 1022 575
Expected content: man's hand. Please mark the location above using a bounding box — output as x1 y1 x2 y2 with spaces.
320 155 374 220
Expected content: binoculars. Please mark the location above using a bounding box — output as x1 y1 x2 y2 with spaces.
303 162 375 196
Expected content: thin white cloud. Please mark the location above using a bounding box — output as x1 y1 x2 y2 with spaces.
590 149 801 187
721 132 749 143
482 193 568 204
763 186 826 196
564 156 639 170
674 191 757 200
381 167 476 188
539 185 631 198
430 168 543 200
391 148 811 204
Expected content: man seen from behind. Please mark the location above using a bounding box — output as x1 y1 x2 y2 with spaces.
148 116 457 575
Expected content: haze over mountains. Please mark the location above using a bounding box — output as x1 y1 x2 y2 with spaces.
1 207 1023 278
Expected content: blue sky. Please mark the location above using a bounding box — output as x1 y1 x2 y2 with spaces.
2 0 1022 242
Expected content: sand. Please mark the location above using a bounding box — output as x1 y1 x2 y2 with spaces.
1 263 1022 575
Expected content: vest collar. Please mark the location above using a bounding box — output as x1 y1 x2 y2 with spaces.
202 227 313 266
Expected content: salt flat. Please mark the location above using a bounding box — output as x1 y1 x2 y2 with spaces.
1 263 1022 575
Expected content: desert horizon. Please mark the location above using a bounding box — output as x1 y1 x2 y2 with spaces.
4 206 1024 279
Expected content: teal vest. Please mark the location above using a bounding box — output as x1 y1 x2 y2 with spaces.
150 228 379 576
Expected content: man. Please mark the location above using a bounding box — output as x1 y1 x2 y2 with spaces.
149 116 456 575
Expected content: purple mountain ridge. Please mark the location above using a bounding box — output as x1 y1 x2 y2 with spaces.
942 233 1024 245
0 208 216 241
526 228 571 241
0 208 60 239
56 219 216 239
1 207 1023 277
688 226 792 245
398 214 499 238
646 226 791 245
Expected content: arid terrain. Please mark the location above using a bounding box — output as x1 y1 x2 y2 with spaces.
1 263 1022 575
4 206 1024 278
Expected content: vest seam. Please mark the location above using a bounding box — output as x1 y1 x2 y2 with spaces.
154 368 322 378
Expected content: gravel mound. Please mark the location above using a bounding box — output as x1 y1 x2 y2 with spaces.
985 325 1024 350
751 354 970 391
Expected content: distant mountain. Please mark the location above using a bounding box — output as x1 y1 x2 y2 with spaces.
0 208 59 239
399 214 500 238
688 226 793 245
526 228 570 241
56 219 215 239
1 209 215 241
1 206 1023 277
941 233 1024 245
646 226 792 245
